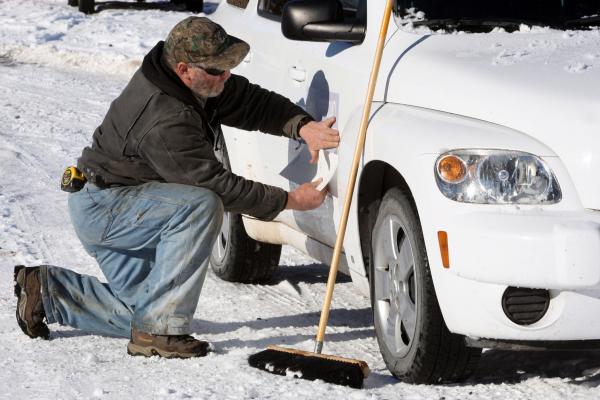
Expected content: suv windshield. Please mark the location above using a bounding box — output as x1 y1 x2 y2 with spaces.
397 0 600 32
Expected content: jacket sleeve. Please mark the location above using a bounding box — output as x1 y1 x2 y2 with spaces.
137 108 288 221
211 74 312 140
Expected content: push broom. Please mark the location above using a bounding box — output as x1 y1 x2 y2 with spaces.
248 0 395 389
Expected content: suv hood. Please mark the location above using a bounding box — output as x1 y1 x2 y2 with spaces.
383 28 600 209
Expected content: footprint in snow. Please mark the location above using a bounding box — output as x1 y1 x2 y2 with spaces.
35 31 65 43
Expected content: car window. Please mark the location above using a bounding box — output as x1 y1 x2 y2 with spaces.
341 0 360 12
227 0 250 9
257 0 293 21
257 0 363 21
258 0 366 21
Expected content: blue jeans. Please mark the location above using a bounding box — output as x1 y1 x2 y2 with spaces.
39 182 223 338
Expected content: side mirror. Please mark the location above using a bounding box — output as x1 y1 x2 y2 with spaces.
281 0 366 44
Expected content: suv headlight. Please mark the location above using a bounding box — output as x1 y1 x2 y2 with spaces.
434 150 562 204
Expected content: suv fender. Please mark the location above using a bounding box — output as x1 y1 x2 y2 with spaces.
338 101 561 325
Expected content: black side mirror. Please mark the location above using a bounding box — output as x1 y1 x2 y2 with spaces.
281 0 366 44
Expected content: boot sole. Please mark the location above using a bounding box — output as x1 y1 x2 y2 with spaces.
127 342 208 359
14 266 25 298
14 265 49 340
14 266 32 336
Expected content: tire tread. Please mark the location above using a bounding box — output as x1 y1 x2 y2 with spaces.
210 213 281 284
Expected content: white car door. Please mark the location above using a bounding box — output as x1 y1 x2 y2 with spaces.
214 0 386 250
274 0 375 247
216 0 341 245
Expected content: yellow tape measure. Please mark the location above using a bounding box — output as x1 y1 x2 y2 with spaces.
61 166 86 192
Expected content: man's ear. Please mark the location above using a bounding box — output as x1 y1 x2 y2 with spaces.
175 62 188 75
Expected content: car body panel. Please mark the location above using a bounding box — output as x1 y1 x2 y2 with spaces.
212 0 600 341
381 30 600 209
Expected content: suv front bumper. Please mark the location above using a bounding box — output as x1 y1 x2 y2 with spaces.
449 210 600 290
429 208 600 340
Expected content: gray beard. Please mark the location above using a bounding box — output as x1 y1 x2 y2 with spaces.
192 86 223 99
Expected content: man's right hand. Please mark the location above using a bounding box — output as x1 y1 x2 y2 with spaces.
299 117 340 164
286 179 327 211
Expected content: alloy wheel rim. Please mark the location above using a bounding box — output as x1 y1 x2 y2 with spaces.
373 215 417 358
211 211 230 264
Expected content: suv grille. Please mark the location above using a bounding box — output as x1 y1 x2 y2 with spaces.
501 287 550 326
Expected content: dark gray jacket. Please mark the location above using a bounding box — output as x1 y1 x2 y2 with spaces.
78 42 312 221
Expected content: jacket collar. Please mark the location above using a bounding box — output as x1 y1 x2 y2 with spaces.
141 41 208 120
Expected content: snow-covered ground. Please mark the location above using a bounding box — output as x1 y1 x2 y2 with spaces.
1 1 600 399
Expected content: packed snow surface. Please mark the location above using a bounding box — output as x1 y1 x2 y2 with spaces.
1 1 600 399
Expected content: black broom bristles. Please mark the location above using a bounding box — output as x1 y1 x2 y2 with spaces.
248 346 369 389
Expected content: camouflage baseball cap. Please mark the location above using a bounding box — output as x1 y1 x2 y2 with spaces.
164 16 249 71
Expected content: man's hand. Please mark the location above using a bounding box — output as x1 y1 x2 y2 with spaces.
286 179 327 211
299 116 340 164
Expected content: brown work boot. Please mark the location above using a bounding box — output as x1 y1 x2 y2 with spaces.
14 265 50 340
127 328 210 358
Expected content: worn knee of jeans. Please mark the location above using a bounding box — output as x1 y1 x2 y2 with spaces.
187 188 224 238
169 189 223 292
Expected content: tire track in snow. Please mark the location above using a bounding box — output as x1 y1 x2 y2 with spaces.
0 62 113 268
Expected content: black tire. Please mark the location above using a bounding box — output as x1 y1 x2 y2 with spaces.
209 140 281 284
370 188 481 384
78 0 95 14
68 0 78 7
185 0 203 12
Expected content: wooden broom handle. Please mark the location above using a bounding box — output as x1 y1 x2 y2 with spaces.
315 0 395 352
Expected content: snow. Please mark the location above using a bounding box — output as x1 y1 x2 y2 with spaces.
1 1 600 399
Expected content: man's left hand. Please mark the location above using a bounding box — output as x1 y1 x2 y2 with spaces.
299 116 340 164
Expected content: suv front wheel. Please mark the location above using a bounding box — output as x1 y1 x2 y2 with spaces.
370 188 481 383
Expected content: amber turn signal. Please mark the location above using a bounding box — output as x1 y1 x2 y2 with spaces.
437 231 450 268
437 155 466 183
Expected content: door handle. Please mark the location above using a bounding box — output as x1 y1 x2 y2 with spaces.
289 66 306 82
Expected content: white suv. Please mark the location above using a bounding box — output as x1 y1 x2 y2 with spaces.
210 0 600 383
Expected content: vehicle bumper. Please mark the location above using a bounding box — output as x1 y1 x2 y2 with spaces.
437 274 600 340
447 210 600 290
427 208 600 340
